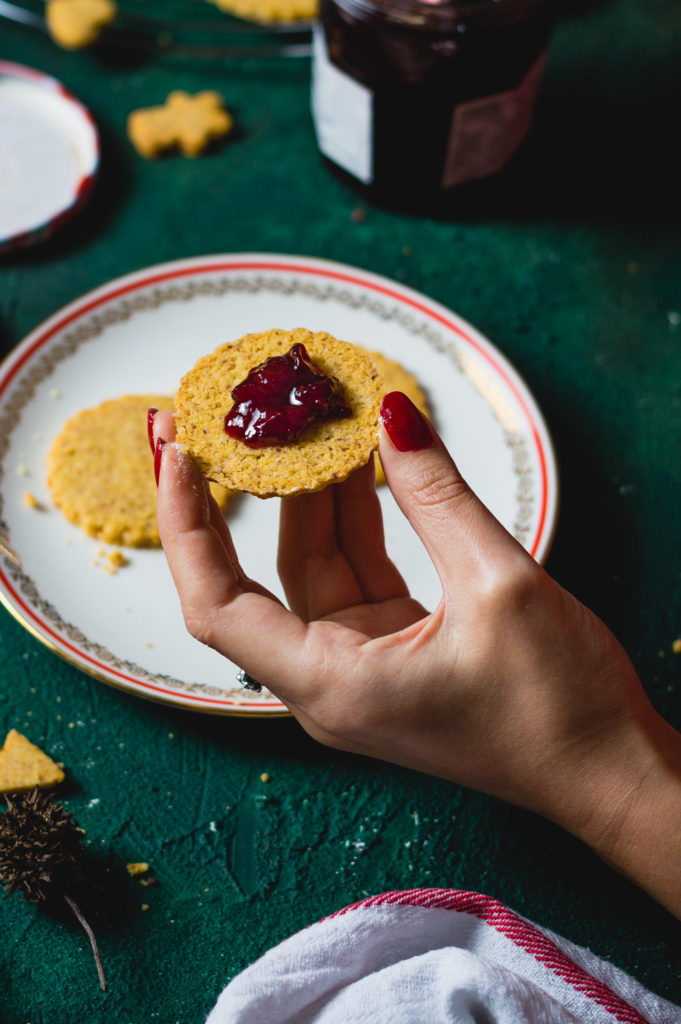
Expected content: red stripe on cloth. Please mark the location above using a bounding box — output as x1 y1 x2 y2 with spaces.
329 889 651 1024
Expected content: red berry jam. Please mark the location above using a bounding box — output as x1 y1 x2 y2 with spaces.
224 343 352 447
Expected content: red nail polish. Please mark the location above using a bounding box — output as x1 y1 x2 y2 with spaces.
147 407 158 455
154 437 166 486
380 391 433 452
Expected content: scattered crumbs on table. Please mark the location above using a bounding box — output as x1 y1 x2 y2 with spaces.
672 638 681 654
119 742 125 748
56 715 62 721
141 903 150 912
204 887 210 893
16 464 28 477
168 733 174 739
626 261 639 275
146 643 154 649
667 311 680 329
29 688 36 695
49 388 61 399
56 696 62 703
108 550 128 569
659 650 666 658
351 206 366 223
87 797 100 808
26 711 32 717
122 606 131 612
259 772 271 783
68 722 74 729
139 876 157 887
402 244 412 257
126 862 150 876
23 492 41 509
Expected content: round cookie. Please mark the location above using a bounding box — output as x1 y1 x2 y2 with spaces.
357 348 430 487
47 394 230 547
175 328 384 498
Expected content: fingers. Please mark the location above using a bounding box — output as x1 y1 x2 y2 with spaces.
333 459 409 602
278 485 363 620
379 392 532 594
278 459 409 620
151 410 309 697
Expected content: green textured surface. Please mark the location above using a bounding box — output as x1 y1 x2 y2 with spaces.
1 1 681 1019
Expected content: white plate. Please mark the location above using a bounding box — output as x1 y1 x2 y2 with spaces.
0 254 558 715
0 61 99 252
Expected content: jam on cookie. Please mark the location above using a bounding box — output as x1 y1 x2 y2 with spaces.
224 342 351 447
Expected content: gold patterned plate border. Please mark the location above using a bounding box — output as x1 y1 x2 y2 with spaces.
0 254 559 715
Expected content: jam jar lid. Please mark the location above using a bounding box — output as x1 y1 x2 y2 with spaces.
328 0 553 32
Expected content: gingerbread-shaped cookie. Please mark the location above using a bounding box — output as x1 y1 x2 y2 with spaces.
127 91 233 158
46 0 116 49
208 0 317 23
175 329 384 498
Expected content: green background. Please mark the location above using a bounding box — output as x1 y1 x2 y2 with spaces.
1 1 681 1019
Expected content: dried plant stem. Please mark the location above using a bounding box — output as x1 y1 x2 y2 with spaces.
63 893 108 992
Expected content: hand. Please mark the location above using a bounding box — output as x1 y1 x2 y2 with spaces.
152 396 681 917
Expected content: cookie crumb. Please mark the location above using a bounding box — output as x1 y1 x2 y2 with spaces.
0 729 65 793
259 772 270 783
351 206 366 223
23 492 41 509
141 903 150 912
127 862 150 876
672 638 681 654
16 464 28 477
49 388 61 399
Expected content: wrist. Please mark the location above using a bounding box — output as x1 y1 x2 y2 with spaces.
555 706 681 918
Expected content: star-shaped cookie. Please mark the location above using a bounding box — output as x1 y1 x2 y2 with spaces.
127 91 234 159
46 0 117 50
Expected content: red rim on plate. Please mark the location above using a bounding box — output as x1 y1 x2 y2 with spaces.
0 60 99 253
0 254 559 714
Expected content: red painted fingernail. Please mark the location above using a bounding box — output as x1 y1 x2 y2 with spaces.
147 407 158 455
154 437 166 486
380 392 433 452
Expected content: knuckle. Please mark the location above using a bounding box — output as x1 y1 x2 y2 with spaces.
182 607 216 649
480 558 541 616
410 465 472 519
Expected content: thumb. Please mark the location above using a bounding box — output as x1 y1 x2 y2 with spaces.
378 391 526 590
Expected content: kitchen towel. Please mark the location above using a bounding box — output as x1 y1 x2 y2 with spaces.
206 888 680 1023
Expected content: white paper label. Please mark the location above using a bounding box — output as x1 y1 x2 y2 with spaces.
311 25 374 185
442 53 547 188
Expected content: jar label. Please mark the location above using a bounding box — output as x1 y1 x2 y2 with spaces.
311 25 374 185
442 53 547 189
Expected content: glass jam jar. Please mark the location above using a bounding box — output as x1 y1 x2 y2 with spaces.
311 0 554 211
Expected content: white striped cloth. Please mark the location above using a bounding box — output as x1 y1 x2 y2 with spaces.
206 889 680 1024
